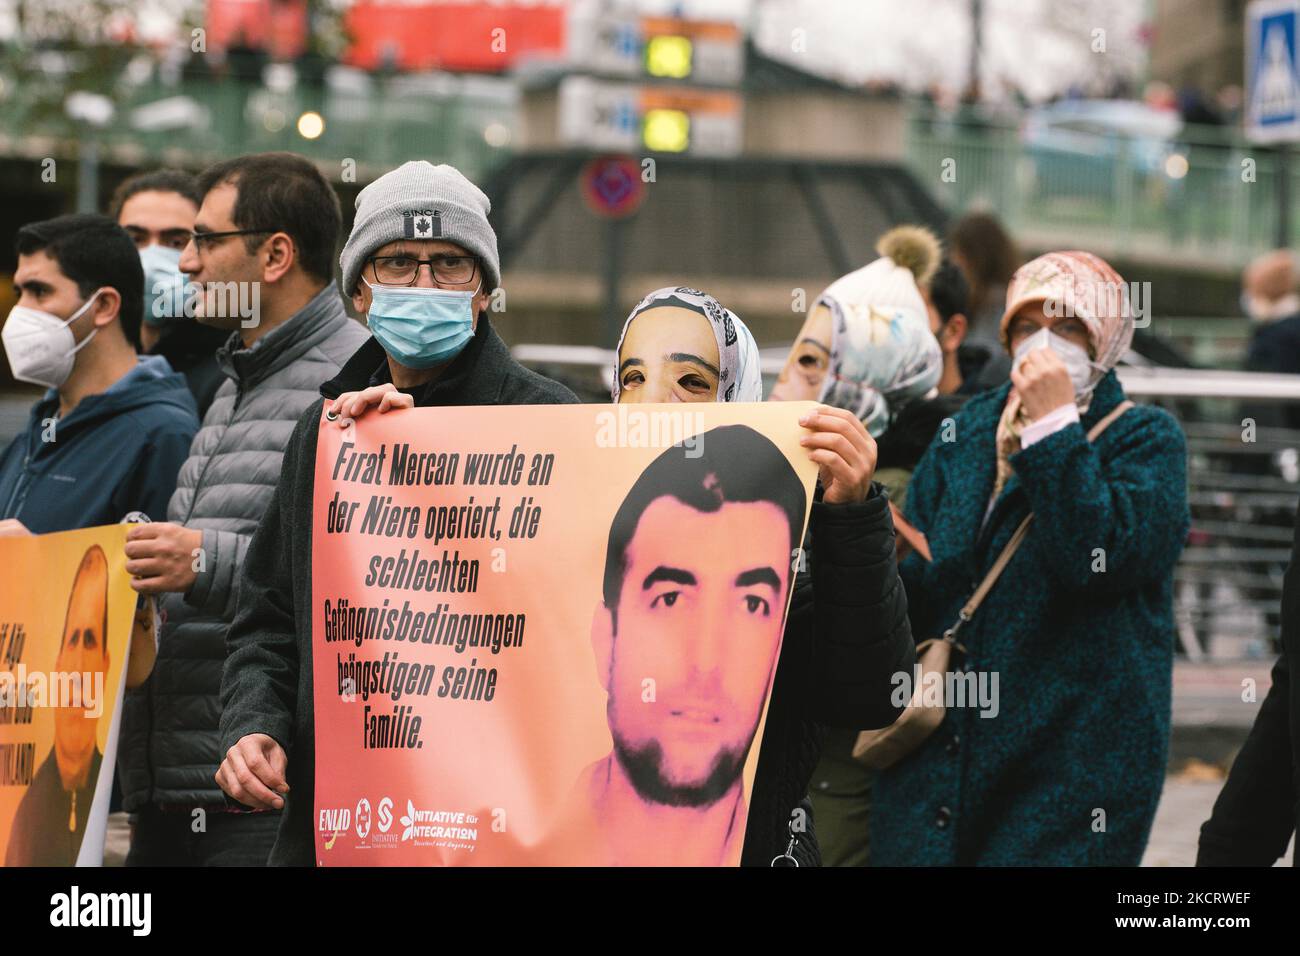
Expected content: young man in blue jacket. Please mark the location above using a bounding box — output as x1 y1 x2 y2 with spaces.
0 213 199 533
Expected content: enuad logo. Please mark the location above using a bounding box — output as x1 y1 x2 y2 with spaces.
319 806 351 839
50 886 151 937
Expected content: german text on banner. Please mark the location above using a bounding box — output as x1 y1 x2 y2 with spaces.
0 525 136 866
312 402 818 865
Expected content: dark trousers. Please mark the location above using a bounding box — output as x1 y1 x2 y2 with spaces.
126 804 281 867
808 727 876 867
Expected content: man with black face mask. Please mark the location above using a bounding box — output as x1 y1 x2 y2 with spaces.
215 160 578 865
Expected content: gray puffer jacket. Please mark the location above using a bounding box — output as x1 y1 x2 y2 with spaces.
119 286 370 810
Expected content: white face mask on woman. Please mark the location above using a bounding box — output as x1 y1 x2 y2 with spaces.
1012 326 1101 399
1 291 102 389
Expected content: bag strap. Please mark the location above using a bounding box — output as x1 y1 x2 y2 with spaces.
1085 400 1134 441
953 513 1032 629
944 399 1136 640
889 500 933 562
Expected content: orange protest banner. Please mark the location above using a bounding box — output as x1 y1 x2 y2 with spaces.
311 402 817 865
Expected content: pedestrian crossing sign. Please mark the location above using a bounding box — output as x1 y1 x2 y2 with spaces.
1247 0 1300 142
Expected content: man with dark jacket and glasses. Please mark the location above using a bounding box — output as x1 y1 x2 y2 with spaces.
213 161 578 865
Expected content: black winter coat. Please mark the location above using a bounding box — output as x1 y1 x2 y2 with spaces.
1197 496 1300 866
741 488 916 866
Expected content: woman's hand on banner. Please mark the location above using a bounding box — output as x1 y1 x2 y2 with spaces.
125 522 204 594
327 383 414 428
799 405 877 505
0 519 31 536
216 733 289 810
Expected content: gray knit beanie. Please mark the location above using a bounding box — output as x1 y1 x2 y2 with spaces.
339 160 500 296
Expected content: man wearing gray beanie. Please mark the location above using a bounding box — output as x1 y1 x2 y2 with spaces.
214 161 576 865
339 159 502 303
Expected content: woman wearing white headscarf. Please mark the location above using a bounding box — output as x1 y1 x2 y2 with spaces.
771 227 948 507
611 285 915 867
772 227 956 867
611 286 763 403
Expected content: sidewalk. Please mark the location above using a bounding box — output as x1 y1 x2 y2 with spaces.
1144 776 1295 866
1144 659 1293 866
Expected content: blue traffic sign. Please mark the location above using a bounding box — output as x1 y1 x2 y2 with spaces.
1247 0 1300 142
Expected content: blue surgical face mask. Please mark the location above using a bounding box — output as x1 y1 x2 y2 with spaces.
364 279 477 369
139 244 187 326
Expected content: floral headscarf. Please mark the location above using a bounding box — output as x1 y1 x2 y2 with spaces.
611 286 763 403
993 250 1133 497
815 259 943 437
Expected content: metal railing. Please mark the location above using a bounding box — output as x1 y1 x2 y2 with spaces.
1122 368 1300 662
905 114 1298 268
0 68 516 181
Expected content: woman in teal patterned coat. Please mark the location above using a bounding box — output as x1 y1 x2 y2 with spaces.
870 251 1190 866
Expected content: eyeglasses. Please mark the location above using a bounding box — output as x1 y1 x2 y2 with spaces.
368 254 480 287
187 229 277 252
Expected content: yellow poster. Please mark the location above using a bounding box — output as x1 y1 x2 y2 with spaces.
0 525 136 866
